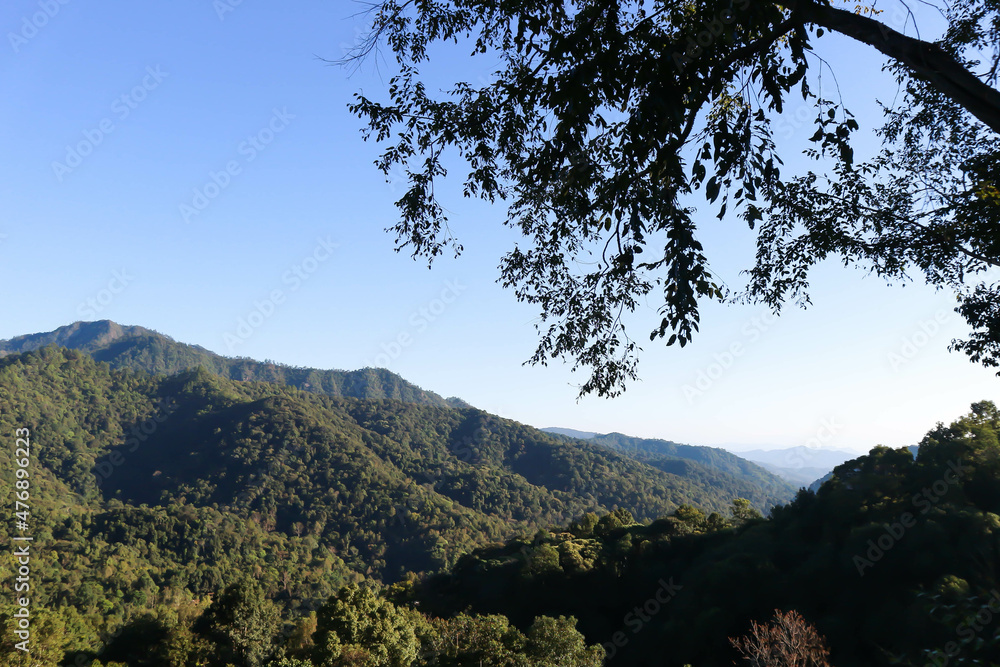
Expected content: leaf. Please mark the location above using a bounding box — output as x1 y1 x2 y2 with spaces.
706 177 720 202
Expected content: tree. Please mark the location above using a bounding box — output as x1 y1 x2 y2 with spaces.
730 609 831 666
194 579 281 667
524 616 605 667
674 503 708 532
731 498 764 523
423 613 530 666
312 584 420 667
344 0 1000 396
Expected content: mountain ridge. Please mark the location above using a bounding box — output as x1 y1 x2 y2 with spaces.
0 346 794 585
542 429 797 509
0 320 469 409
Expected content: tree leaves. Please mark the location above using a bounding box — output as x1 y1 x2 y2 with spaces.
345 0 1000 395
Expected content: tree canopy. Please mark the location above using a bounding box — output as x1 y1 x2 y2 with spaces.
344 0 1000 396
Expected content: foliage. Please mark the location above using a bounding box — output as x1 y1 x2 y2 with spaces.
312 584 420 667
194 579 281 667
4 345 1000 665
344 0 1000 395
405 401 1000 665
0 346 774 665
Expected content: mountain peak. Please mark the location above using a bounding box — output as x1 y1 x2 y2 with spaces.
0 321 465 409
0 319 157 356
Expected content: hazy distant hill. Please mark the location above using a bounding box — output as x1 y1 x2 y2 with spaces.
541 427 598 439
736 446 857 487
738 445 857 470
0 320 469 409
751 461 832 486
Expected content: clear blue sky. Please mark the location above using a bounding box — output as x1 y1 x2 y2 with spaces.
1 0 995 454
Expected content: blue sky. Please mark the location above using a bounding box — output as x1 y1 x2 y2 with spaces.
1 0 996 454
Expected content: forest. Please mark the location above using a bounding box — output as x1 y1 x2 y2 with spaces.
1 343 999 665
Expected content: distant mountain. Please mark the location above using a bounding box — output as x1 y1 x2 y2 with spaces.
545 430 797 510
752 461 832 486
0 320 469 409
733 446 857 487
541 427 597 439
737 445 857 470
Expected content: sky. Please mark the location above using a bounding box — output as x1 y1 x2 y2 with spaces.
1 0 996 456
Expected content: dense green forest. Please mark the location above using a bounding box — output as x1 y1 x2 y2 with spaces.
404 402 1000 665
0 346 788 666
578 433 795 511
2 344 997 665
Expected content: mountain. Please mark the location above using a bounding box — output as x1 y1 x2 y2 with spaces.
0 320 469 408
751 461 832 486
406 402 1000 666
5 336 993 665
541 427 598 439
0 329 796 664
0 347 790 585
737 445 857 470
546 431 797 510
734 446 858 487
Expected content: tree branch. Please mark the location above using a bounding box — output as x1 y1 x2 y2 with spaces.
800 1 1000 134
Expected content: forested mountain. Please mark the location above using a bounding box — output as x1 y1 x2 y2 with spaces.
0 346 795 664
556 432 797 510
400 402 1000 665
1 344 998 664
1 322 795 513
0 320 469 408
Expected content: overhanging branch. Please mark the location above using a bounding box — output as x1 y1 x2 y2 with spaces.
800 1 1000 134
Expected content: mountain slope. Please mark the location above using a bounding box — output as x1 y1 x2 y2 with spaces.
564 431 797 510
0 347 788 586
0 320 468 408
407 402 1000 666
